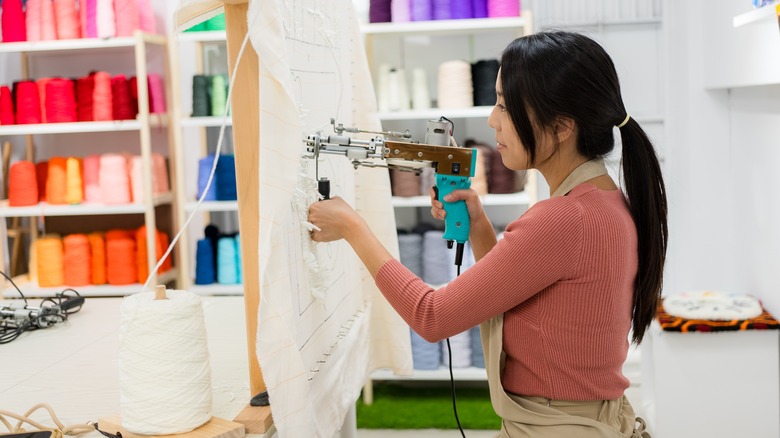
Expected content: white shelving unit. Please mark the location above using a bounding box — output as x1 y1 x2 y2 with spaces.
180 116 233 128
0 117 167 136
0 193 173 217
0 33 166 54
377 106 493 121
184 200 238 213
361 16 526 36
371 366 487 381
3 269 178 298
190 283 243 296
169 28 242 294
0 31 179 298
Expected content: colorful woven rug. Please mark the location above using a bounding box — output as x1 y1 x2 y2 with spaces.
657 299 780 333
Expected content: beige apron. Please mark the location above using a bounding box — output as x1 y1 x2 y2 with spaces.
481 159 650 438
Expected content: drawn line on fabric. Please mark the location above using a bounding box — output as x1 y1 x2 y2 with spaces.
298 281 355 351
307 307 364 380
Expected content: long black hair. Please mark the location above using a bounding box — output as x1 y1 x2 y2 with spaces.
500 31 667 344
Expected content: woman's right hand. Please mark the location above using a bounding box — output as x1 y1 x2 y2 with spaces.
429 187 487 225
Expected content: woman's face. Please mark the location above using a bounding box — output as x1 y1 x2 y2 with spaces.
487 73 529 171
487 71 555 171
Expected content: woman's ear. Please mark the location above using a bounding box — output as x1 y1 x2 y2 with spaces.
553 116 576 144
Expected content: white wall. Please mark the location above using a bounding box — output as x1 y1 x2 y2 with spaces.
665 0 780 316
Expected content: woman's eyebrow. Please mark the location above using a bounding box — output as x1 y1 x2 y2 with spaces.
496 91 503 97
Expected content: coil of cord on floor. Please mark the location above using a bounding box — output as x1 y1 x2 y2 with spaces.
0 403 93 438
0 270 84 344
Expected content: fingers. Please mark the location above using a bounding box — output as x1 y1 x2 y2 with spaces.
441 189 475 203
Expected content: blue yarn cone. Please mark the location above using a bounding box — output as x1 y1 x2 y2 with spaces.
197 155 218 201
216 154 237 201
195 238 216 284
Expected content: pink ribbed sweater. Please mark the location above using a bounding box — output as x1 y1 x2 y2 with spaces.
375 184 638 401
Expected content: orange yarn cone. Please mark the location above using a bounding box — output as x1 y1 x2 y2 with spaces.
135 225 166 283
46 157 67 204
65 156 83 204
36 161 48 201
8 161 38 206
88 232 106 285
37 235 64 287
106 230 137 285
63 234 91 286
158 230 172 272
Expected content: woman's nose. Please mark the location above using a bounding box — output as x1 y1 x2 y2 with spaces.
487 106 499 130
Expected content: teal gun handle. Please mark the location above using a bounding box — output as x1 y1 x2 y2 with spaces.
435 173 471 244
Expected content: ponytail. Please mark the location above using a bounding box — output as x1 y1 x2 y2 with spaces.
620 118 668 344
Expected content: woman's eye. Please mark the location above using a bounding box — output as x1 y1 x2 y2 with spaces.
497 104 507 112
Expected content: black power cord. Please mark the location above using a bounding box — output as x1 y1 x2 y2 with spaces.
0 269 84 344
446 261 466 438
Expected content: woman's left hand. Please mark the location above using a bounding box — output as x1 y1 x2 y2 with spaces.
308 197 362 242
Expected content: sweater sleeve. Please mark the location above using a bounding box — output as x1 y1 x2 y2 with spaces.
375 198 584 342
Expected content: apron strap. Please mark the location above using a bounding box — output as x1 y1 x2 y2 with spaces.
551 159 609 198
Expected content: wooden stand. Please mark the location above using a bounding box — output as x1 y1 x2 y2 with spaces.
97 416 245 438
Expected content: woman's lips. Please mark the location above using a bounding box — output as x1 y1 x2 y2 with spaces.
496 142 506 151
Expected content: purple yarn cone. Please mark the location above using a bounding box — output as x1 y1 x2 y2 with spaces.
472 0 488 18
433 0 451 20
370 0 392 22
451 0 473 19
411 0 433 21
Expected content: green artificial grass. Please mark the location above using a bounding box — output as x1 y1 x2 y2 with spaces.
356 382 501 430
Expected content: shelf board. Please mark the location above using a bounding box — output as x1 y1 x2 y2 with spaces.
1 269 178 298
378 106 493 121
177 31 227 43
0 33 165 55
392 192 529 208
190 283 243 295
733 4 779 28
0 116 167 136
180 116 233 128
185 200 238 213
0 192 173 217
371 366 486 381
361 17 525 36
540 17 663 29
379 109 665 123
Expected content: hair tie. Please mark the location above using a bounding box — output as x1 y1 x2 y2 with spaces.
617 113 631 128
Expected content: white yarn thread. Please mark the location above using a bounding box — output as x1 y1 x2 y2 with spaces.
119 290 213 435
387 68 400 111
292 163 328 299
387 68 410 111
396 68 411 110
437 60 473 109
376 64 391 112
411 68 431 110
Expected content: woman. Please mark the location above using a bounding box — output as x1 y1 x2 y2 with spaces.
308 31 664 437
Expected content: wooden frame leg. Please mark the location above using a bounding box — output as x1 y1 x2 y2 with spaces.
223 2 273 434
